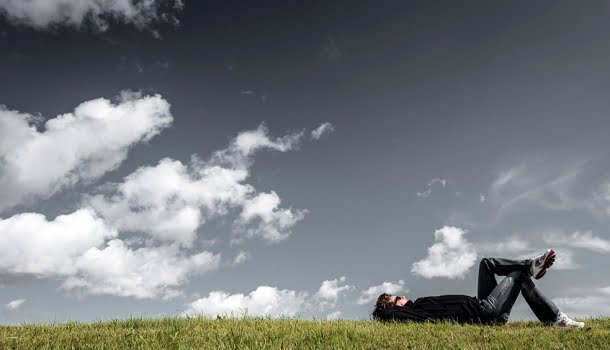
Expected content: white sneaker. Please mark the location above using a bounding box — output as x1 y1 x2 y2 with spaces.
530 249 555 280
554 312 585 328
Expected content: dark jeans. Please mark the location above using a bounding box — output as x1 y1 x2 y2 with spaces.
477 257 559 324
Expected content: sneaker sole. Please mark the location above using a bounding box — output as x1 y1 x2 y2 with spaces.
534 249 555 280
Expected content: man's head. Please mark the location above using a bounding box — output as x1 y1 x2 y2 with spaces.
371 293 408 320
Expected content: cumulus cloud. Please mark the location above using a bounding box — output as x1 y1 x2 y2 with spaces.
62 240 220 299
88 124 307 245
315 276 353 310
0 208 116 276
0 92 173 212
543 231 610 254
4 298 26 310
184 286 308 318
416 178 447 199
357 280 406 305
0 123 313 299
411 226 477 279
310 122 334 140
184 277 353 318
0 0 183 31
0 208 218 299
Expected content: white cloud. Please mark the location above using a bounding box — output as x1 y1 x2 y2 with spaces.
476 236 579 270
480 194 486 203
62 239 220 299
325 311 342 320
0 92 173 211
543 231 610 254
315 276 352 309
547 248 579 270
0 208 116 276
184 277 353 318
550 285 610 318
356 280 406 305
0 0 183 31
232 250 249 265
476 236 531 256
416 178 447 199
0 123 312 299
184 286 308 318
238 191 307 242
88 124 307 245
4 298 26 310
0 208 219 299
598 286 610 295
487 157 610 219
593 181 610 215
310 122 334 140
552 296 610 318
411 226 477 279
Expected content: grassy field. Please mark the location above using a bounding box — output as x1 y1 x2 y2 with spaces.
1 317 608 350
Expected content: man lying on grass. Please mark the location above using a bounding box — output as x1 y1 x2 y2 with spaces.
373 249 584 328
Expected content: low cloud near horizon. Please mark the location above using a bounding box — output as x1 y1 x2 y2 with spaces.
183 277 353 318
4 298 26 310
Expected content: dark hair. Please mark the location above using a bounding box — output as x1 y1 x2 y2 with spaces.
371 293 394 321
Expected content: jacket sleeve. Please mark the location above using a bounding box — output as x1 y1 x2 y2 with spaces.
381 307 430 323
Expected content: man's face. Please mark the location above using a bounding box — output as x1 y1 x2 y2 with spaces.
387 294 408 307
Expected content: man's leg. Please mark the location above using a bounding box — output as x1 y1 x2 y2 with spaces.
520 277 560 324
479 270 526 324
477 257 531 300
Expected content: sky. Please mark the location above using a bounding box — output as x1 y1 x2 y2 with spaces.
1 0 610 324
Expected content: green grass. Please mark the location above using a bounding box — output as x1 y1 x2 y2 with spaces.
1 317 608 349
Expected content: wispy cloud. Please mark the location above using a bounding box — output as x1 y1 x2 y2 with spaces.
411 226 477 279
311 122 334 140
232 251 249 265
322 36 342 61
416 178 447 199
552 293 610 318
543 231 610 254
4 298 25 310
475 235 580 270
487 156 610 220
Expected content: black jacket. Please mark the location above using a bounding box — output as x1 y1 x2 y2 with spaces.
379 295 490 324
